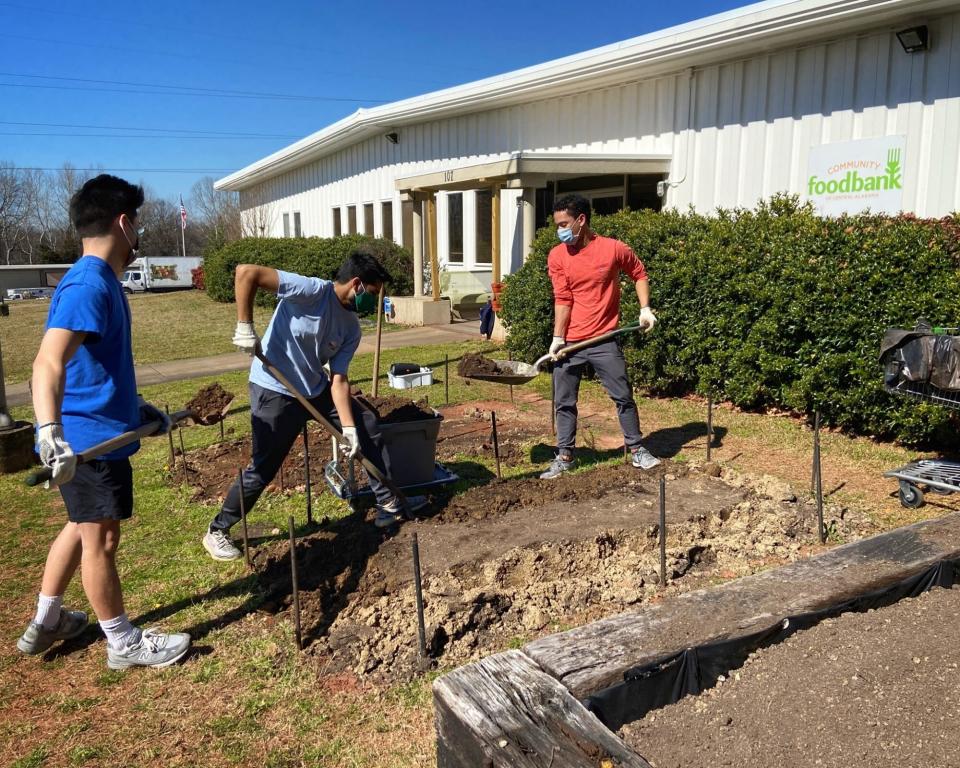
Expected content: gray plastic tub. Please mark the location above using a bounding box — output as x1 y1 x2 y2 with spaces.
379 411 443 486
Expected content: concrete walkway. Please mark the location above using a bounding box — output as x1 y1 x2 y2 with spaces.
4 322 481 408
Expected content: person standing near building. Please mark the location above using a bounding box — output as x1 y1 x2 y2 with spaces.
202 252 427 561
18 174 191 669
540 193 659 479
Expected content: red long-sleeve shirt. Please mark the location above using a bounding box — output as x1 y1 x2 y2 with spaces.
547 235 648 342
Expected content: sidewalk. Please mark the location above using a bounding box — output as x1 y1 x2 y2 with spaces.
4 322 482 408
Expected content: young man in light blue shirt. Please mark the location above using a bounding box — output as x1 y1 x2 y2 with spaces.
203 252 426 561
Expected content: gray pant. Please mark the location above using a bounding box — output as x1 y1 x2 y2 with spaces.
552 339 643 456
210 382 392 532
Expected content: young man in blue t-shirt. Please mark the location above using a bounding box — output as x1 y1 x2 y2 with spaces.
202 252 428 561
18 174 191 669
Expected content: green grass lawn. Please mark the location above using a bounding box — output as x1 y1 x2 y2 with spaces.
0 290 404 386
1 329 939 767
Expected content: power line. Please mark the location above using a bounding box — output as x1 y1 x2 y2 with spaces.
0 81 385 103
0 132 289 141
0 120 299 139
0 70 388 103
10 166 235 174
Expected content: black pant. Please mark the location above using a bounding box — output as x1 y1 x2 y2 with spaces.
209 382 393 532
552 339 643 456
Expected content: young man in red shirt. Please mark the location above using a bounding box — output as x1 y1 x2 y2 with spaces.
541 193 659 479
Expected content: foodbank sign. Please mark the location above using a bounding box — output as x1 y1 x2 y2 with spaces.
806 136 906 216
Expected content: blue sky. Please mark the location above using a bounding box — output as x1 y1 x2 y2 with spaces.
1 0 748 202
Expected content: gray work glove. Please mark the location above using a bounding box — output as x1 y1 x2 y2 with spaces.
548 336 566 360
340 426 360 460
37 422 77 488
138 396 173 435
639 307 657 332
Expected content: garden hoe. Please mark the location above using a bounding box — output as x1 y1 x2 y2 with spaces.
26 409 194 487
465 324 642 385
253 345 417 519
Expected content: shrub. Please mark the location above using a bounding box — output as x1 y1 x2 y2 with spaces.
500 196 960 445
204 235 414 307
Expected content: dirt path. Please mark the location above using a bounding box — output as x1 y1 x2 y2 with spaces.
620 584 960 768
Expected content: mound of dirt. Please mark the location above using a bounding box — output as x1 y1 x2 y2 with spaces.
250 461 877 682
351 389 435 423
458 352 507 377
185 382 235 425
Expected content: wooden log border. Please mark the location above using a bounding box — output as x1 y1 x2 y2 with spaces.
434 511 960 767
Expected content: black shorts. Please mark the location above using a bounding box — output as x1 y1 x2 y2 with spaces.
59 459 134 523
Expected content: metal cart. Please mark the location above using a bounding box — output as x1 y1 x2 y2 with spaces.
883 349 960 508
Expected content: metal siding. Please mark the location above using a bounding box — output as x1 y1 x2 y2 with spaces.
240 12 960 257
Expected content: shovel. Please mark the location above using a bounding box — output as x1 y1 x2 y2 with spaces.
26 409 193 487
253 346 416 518
465 324 642 385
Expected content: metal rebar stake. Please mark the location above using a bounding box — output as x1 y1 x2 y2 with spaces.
445 354 449 405
303 425 313 525
178 426 188 475
707 396 714 462
815 432 825 544
288 515 302 650
659 476 667 587
491 411 502 480
238 469 251 567
811 411 821 493
165 405 175 468
412 532 427 661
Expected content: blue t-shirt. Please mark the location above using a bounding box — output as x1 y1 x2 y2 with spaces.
45 256 139 459
249 272 362 397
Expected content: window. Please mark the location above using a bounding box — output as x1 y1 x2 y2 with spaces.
363 203 374 236
401 199 413 250
347 206 357 235
447 192 463 264
282 213 290 237
332 207 342 236
475 190 492 265
381 201 394 241
293 211 302 237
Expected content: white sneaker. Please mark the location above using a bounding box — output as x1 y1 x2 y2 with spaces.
203 529 242 561
106 628 191 670
631 445 661 470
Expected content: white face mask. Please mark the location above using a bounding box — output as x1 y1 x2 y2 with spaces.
120 217 144 265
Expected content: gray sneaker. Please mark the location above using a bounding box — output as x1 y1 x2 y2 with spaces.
539 454 574 480
17 608 89 655
631 445 661 470
203 529 242 561
107 627 191 670
374 495 428 528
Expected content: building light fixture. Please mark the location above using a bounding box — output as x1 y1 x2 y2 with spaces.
896 25 929 53
384 131 399 145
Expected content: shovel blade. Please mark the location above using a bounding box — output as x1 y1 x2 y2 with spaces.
463 359 541 385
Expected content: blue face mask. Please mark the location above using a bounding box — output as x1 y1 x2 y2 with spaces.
557 226 576 244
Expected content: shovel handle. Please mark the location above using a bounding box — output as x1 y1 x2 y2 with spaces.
535 325 643 369
26 409 193 487
253 347 412 510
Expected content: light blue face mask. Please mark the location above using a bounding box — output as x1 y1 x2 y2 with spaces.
557 226 576 244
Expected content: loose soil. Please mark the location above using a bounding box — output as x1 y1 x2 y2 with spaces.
184 382 235 425
351 389 435 423
173 391 881 683
620 584 960 768
457 352 508 377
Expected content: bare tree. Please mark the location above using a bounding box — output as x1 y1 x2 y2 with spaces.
0 162 28 264
190 176 241 248
239 185 276 238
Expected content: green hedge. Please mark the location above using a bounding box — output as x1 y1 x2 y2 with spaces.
204 235 414 307
500 195 960 445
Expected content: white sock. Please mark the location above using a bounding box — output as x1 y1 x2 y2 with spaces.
99 614 142 650
34 593 63 630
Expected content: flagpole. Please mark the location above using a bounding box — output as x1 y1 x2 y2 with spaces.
179 195 187 258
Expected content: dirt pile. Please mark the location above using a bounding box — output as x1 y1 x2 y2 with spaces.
351 389 435 423
185 382 235 425
457 352 507 377
251 462 876 682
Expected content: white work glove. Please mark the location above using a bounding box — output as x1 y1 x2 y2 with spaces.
638 307 658 333
138 396 173 435
37 423 77 488
548 336 567 360
232 321 259 356
340 426 360 460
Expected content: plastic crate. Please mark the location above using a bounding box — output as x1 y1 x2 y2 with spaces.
388 367 433 389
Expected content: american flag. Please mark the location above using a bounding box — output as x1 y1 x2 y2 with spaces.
179 195 187 230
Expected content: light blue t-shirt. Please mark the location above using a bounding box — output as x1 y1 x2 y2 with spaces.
44 255 140 459
249 271 362 397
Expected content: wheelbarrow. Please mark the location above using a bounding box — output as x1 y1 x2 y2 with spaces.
464 325 642 385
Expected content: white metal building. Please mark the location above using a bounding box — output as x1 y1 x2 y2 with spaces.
216 0 960 312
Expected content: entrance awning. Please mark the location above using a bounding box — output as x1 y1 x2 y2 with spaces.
395 151 671 194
